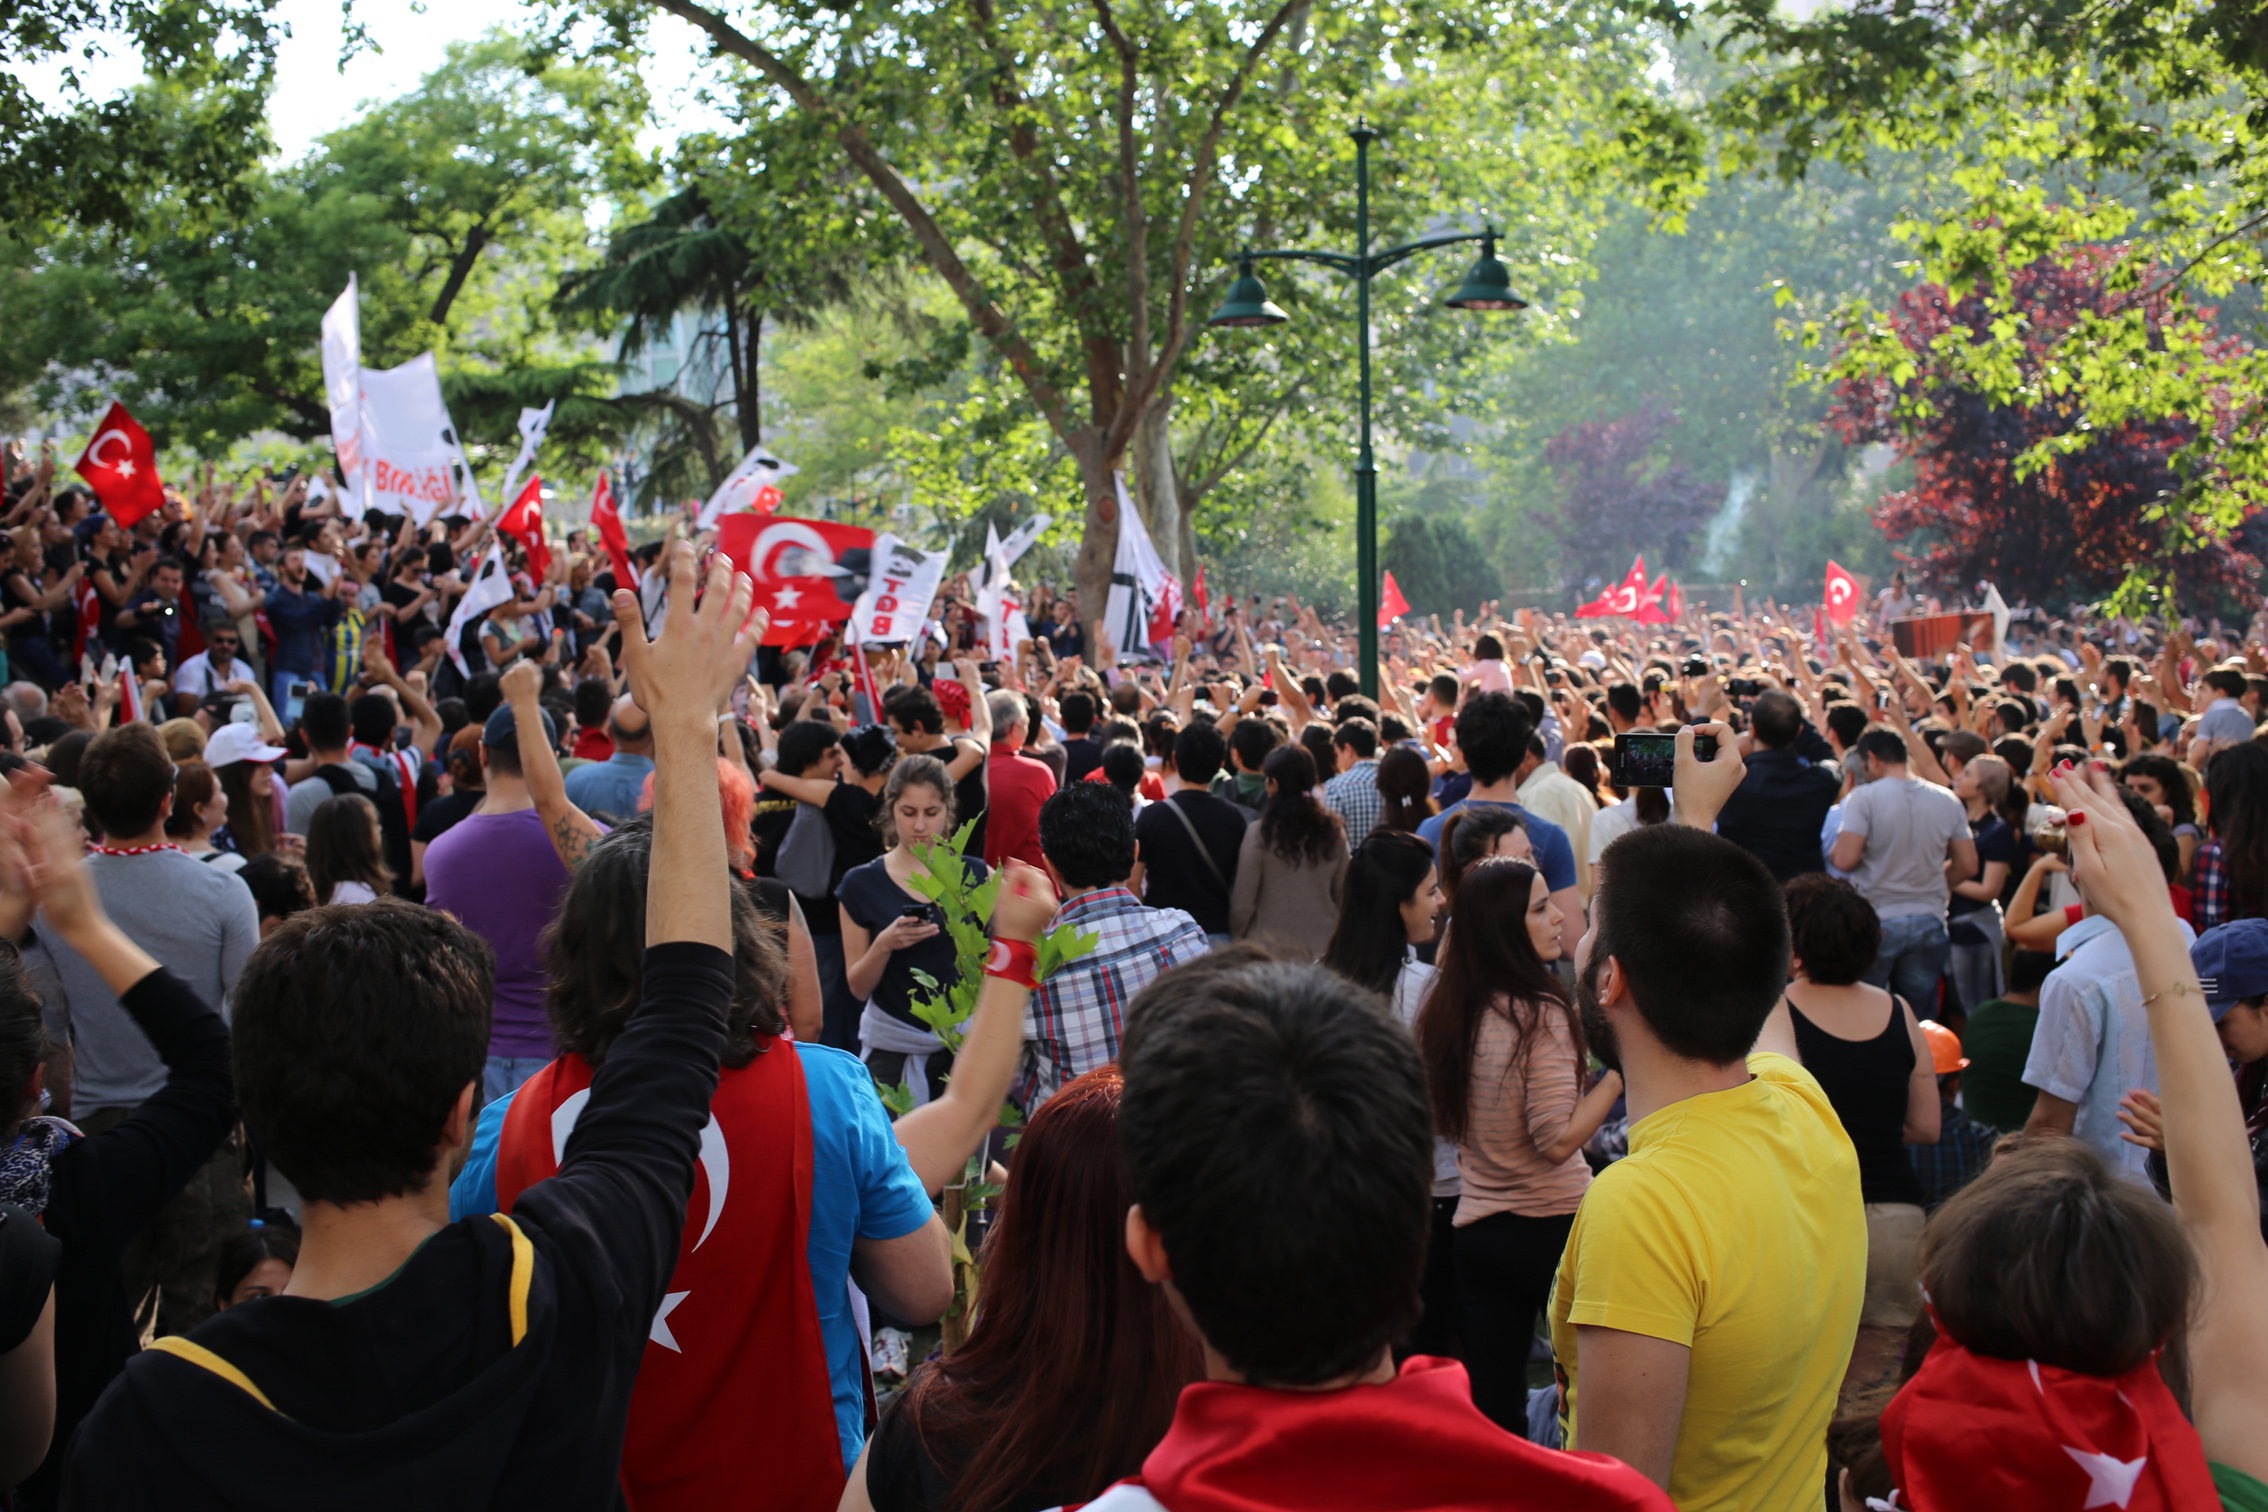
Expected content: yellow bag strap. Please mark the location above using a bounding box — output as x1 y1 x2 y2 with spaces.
145 1214 532 1416
147 1336 285 1416
491 1212 533 1346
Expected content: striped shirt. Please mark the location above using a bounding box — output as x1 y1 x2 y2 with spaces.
1017 887 1211 1112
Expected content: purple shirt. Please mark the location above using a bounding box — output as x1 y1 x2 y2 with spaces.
422 806 575 1058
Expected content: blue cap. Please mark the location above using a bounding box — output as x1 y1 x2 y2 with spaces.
2189 920 2268 1022
483 701 557 752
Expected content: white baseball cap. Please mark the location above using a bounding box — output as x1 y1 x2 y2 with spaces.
202 722 287 769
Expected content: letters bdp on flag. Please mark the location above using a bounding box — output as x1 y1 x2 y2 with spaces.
73 400 167 529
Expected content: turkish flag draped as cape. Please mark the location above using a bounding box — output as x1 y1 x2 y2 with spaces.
495 1047 842 1512
1075 1356 1674 1512
714 514 874 646
73 400 167 529
1880 1331 2219 1512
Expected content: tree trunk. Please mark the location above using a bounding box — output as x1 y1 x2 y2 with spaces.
1130 395 1182 582
742 308 763 452
1068 430 1118 661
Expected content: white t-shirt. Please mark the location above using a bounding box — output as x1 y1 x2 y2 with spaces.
1391 959 1460 1197
327 879 378 906
1838 775 1970 920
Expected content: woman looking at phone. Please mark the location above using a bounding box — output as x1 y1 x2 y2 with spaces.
839 754 991 1103
1416 857 1621 1435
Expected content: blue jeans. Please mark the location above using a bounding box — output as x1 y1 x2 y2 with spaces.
484 1054 551 1107
1864 913 1950 1016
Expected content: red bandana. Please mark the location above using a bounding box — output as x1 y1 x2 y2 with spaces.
1881 1329 2218 1511
91 842 180 857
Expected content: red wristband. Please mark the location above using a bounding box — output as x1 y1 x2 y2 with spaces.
984 937 1039 989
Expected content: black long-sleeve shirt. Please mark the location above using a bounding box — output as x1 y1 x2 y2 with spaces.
62 942 731 1511
21 966 234 1510
1715 743 1845 881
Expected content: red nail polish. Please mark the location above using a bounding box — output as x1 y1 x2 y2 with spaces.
2068 811 2088 827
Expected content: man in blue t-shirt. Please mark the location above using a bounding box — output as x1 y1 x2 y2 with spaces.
451 1036 935 1473
1416 691 1584 956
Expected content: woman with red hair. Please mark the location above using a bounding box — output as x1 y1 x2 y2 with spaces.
845 1065 1206 1512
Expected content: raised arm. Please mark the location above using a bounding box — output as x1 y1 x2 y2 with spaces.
2052 765 2268 1483
502 659 605 871
889 861 1056 1194
511 546 762 1310
365 640 441 755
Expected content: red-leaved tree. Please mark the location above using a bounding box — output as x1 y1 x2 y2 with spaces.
1545 399 1722 593
1832 249 2257 608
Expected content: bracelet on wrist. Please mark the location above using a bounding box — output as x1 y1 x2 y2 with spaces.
983 937 1039 990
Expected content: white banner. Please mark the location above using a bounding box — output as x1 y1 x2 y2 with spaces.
851 534 949 645
359 353 465 526
697 445 799 529
976 514 1051 660
443 543 514 675
320 275 364 513
1102 473 1177 660
497 400 554 516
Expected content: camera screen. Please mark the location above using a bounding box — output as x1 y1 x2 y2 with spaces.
1617 733 1678 789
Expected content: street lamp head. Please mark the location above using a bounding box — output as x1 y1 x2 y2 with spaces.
1208 253 1289 329
1443 230 1527 312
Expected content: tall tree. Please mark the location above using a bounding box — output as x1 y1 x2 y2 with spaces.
555 0 1652 647
1543 400 1722 593
4 0 281 231
1671 0 2268 610
1 36 650 463
1832 250 2256 609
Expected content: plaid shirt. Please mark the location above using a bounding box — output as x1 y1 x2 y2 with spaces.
1018 887 1211 1111
2196 837 2241 931
1322 759 1383 839
1909 1099 1998 1211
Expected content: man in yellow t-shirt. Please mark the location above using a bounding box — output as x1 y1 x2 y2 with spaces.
1553 775 1866 1512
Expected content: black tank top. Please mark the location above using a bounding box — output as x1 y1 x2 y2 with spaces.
1789 993 1926 1207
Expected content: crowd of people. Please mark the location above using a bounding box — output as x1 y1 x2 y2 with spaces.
0 441 2264 1512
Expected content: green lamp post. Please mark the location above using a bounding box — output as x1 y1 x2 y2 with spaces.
1208 120 1524 698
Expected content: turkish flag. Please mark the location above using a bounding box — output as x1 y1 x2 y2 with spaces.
496 475 553 583
1824 560 1862 625
1664 579 1685 621
589 471 635 592
1193 564 1210 630
1636 571 1675 625
713 514 874 645
73 400 167 528
1379 570 1411 628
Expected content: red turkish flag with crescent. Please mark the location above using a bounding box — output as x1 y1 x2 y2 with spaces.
496 475 553 583
1378 570 1412 628
1576 555 1652 619
73 400 167 528
714 514 874 645
1824 559 1862 625
588 471 635 591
